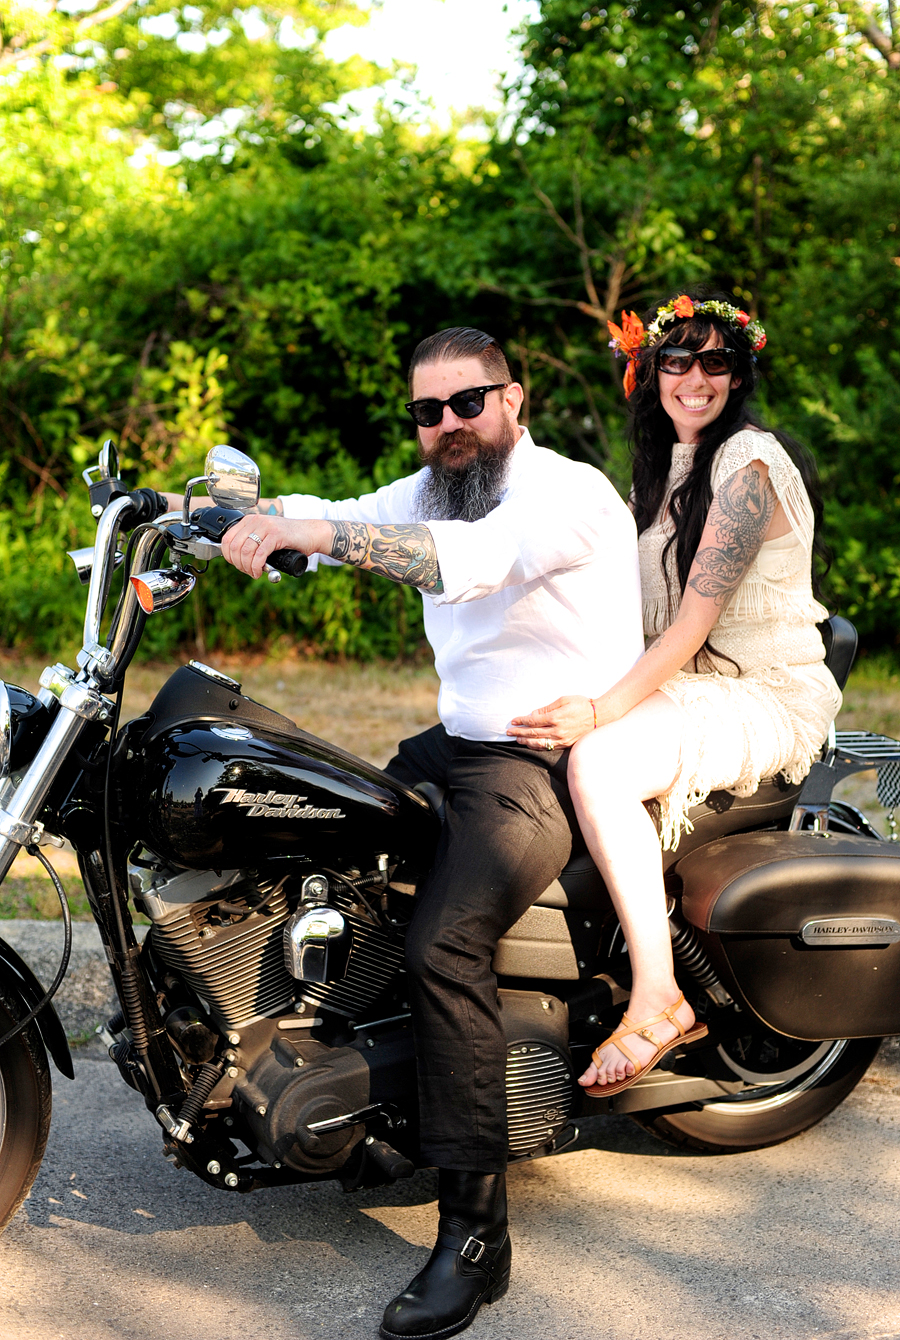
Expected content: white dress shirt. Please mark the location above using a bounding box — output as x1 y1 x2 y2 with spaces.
280 428 644 741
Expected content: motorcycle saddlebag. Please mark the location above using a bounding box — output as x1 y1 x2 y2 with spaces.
674 830 900 1041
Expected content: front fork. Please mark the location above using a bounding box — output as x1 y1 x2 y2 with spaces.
77 850 188 1109
0 692 188 1111
0 701 90 879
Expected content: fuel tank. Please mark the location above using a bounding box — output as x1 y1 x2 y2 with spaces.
122 663 438 870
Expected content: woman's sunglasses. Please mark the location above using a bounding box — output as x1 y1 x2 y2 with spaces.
657 347 737 377
405 383 508 429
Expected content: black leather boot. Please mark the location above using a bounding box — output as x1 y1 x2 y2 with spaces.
379 1169 511 1339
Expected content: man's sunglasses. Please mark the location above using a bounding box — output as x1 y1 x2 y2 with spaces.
405 383 508 429
657 347 737 377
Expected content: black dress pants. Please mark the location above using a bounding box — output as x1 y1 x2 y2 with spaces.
385 724 574 1173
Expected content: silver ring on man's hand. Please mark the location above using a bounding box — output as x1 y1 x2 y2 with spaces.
247 532 263 545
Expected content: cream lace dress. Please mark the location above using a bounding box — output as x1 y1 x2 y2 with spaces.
641 427 842 849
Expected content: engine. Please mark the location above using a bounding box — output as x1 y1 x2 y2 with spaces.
130 857 405 1031
132 862 293 1030
128 854 577 1171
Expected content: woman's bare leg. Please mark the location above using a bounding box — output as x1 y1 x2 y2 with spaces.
568 692 692 1088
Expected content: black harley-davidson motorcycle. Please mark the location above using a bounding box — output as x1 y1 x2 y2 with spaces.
2 440 900 1232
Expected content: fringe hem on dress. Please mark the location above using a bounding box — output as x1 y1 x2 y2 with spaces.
655 662 841 852
642 587 830 640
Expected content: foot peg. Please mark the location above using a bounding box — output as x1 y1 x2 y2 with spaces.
366 1137 414 1181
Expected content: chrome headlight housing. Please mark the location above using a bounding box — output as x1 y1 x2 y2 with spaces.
0 683 52 786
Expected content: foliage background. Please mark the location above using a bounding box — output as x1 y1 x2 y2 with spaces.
2 0 900 659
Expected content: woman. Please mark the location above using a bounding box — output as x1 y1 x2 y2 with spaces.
507 292 841 1096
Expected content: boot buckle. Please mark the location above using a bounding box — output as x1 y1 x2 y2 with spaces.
460 1236 486 1263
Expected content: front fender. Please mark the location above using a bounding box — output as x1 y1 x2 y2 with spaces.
0 936 74 1079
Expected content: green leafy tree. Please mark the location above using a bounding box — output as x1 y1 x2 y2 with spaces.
3 0 900 655
439 1 900 637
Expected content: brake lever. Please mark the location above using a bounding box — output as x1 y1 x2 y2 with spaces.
181 506 309 581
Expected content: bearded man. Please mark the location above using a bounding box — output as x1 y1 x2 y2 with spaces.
218 327 644 1338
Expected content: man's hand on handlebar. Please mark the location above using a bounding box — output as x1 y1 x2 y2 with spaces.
220 515 331 580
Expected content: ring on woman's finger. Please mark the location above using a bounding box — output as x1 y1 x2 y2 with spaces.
247 532 263 545
544 739 554 751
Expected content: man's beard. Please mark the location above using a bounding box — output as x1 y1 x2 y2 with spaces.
415 421 516 522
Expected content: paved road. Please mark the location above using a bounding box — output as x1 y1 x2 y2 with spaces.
2 1042 900 1340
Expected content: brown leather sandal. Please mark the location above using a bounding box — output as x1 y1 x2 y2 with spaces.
584 991 708 1098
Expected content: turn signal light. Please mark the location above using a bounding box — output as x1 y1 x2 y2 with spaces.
130 568 196 614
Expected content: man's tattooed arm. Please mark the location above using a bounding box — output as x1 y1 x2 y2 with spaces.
329 522 444 593
687 463 776 607
248 498 284 516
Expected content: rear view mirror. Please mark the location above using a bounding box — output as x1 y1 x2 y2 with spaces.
204 446 260 513
99 439 120 481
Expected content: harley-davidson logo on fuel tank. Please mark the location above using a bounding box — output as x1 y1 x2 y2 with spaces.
214 788 346 820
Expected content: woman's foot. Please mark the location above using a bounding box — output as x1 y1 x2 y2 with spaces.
578 992 698 1089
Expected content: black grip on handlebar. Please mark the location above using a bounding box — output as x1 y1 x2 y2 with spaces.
127 488 170 526
267 549 309 577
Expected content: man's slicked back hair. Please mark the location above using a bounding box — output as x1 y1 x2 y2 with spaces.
408 327 512 394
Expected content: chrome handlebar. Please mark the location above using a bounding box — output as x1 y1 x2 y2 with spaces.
81 494 138 665
0 475 232 877
104 520 176 671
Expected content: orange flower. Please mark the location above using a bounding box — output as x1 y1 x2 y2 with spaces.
754 332 767 351
736 310 750 327
623 358 637 399
607 310 645 355
673 295 694 319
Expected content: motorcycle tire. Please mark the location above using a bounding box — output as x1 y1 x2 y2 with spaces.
633 1033 881 1154
0 985 53 1232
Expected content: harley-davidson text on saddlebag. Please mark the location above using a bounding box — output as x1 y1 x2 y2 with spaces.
675 829 900 1040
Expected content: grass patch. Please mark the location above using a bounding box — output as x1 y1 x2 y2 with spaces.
835 650 900 737
0 847 93 921
0 874 92 922
68 1027 103 1048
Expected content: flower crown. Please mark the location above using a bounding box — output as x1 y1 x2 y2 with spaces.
607 295 767 398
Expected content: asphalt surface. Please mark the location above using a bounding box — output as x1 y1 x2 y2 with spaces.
2 923 900 1340
1 920 148 1040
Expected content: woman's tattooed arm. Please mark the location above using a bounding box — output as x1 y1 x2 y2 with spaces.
687 463 776 607
329 522 444 593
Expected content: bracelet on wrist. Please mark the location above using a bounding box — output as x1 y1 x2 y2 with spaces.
591 699 598 730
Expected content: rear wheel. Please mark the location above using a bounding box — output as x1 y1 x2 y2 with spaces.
633 1023 880 1153
0 986 52 1231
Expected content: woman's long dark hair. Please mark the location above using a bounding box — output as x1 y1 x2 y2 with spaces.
628 292 827 667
